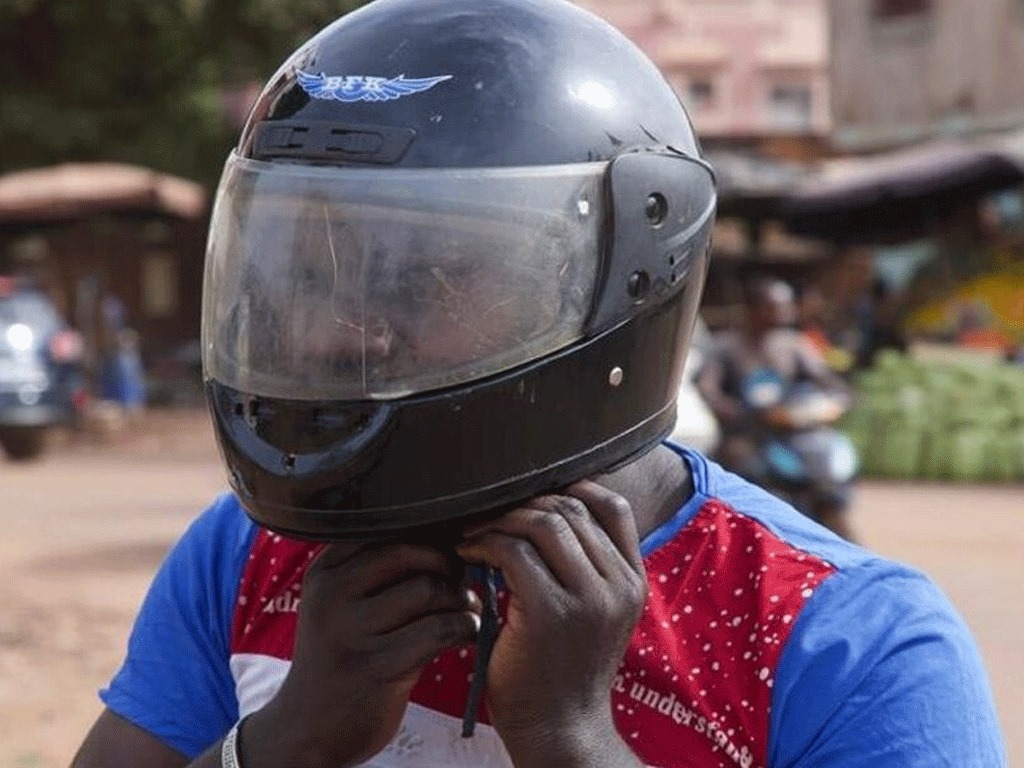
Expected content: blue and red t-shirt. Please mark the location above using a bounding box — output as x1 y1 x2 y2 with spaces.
101 446 1006 767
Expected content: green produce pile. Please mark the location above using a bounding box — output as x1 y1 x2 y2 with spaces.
841 351 1024 483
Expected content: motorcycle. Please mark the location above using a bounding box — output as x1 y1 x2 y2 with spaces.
737 368 859 527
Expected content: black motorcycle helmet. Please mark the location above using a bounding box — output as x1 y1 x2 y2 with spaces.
202 0 717 540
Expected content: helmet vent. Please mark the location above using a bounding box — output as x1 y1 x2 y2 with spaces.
252 120 416 165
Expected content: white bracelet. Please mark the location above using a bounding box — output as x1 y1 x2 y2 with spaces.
221 719 243 768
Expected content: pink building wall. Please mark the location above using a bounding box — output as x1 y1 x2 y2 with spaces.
574 0 830 141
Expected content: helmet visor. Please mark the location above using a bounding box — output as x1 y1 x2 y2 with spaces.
203 153 605 401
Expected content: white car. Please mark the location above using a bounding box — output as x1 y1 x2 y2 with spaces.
670 318 720 455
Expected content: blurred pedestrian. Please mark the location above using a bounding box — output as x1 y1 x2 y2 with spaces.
97 293 146 413
855 278 907 369
797 283 854 375
99 327 146 412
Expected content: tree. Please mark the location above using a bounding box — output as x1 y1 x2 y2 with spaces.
0 0 368 187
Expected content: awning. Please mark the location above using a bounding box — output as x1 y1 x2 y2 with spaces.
706 150 809 219
0 163 208 225
781 139 1024 244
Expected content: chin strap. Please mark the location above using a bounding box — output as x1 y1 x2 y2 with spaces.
462 565 499 738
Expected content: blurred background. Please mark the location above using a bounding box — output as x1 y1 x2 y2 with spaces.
0 0 1021 766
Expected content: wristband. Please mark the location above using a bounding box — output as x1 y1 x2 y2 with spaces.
221 718 244 768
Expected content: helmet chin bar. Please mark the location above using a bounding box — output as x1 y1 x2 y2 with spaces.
207 278 705 541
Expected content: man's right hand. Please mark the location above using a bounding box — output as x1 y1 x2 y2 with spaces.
241 541 482 768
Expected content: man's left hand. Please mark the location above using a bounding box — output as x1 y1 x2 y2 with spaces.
456 480 647 768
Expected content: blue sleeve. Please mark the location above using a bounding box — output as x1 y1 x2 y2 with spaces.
769 559 1007 767
100 493 257 759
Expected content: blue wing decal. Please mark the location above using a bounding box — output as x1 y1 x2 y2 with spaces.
296 71 453 103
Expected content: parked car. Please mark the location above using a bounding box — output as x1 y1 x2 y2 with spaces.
0 277 87 460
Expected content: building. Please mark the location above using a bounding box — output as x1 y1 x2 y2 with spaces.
825 1 1024 348
830 0 1024 152
575 0 831 157
572 0 835 324
0 164 208 373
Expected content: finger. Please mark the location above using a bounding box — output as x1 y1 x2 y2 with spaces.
306 538 414 578
457 531 563 604
525 494 645 593
360 576 479 635
378 610 482 677
533 493 622 581
565 480 643 574
314 543 462 598
305 541 356 572
465 503 599 590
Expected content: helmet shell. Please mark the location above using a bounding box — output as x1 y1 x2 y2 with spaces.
205 0 716 539
239 0 700 168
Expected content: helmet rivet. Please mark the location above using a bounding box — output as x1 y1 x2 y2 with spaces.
645 193 668 226
609 367 625 387
627 270 651 300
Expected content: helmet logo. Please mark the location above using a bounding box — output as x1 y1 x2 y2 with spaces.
296 70 453 103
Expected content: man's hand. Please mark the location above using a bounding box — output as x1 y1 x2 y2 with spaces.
457 480 648 768
242 541 482 768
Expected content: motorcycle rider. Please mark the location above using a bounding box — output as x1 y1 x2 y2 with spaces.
697 277 857 540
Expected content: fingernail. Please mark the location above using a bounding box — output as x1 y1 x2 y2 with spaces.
470 611 482 635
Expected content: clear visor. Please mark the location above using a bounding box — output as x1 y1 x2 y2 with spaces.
203 153 606 401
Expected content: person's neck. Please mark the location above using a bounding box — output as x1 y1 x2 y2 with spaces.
596 443 695 541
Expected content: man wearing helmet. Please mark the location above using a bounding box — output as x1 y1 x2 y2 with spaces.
72 1 1005 767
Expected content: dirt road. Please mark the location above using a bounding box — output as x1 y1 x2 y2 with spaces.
1 410 1020 767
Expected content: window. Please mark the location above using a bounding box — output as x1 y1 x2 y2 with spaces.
871 0 932 19
767 85 812 130
673 73 718 113
141 253 179 318
870 0 933 41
